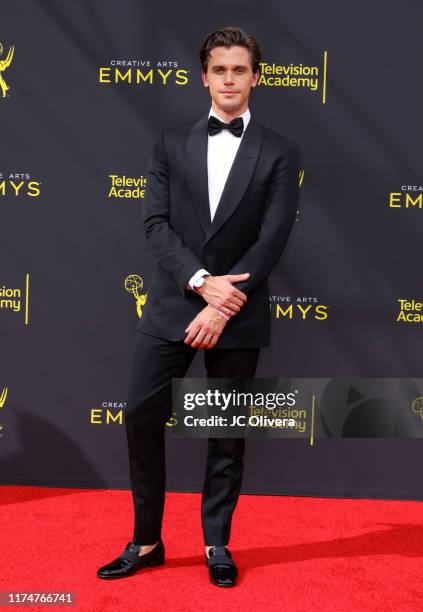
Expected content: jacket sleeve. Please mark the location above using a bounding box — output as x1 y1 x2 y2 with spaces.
142 129 207 297
224 143 301 295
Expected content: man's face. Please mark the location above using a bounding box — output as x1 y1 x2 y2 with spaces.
201 45 259 114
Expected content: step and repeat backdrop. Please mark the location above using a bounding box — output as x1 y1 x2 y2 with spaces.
1 1 422 499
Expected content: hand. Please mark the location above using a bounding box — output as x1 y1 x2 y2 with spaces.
195 273 250 318
184 304 228 349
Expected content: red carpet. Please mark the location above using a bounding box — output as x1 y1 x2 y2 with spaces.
1 486 422 611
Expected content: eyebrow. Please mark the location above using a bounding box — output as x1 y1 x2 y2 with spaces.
210 64 248 70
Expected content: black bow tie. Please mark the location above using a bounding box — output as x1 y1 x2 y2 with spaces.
208 115 244 137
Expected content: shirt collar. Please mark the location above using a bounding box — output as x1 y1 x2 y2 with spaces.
208 106 251 133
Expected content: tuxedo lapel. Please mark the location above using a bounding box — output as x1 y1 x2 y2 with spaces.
185 112 263 247
185 113 211 236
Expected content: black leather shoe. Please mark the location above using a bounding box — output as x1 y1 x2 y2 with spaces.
205 546 238 587
97 539 165 579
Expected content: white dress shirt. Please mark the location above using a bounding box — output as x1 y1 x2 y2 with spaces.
187 106 251 294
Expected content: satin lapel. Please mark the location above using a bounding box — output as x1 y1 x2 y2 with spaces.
185 114 263 245
185 113 211 235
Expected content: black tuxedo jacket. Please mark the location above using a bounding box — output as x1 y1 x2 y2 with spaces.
137 111 301 348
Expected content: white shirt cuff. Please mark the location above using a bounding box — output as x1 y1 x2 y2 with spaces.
187 268 211 291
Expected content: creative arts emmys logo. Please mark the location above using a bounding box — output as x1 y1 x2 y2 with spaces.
89 400 176 428
0 172 42 198
91 401 125 425
258 51 328 104
0 41 14 98
389 185 423 209
99 59 189 87
270 296 329 321
125 274 147 318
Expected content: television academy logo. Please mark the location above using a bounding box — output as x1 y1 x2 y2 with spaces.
295 168 305 222
0 275 31 324
258 51 328 103
0 386 8 438
0 41 14 98
108 174 147 199
396 299 423 323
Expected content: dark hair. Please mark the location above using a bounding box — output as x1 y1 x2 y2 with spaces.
199 26 261 74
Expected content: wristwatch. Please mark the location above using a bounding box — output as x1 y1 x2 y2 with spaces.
193 273 210 292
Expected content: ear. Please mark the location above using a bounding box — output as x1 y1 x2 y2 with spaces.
201 71 209 88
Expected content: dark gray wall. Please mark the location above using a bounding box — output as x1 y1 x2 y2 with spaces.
1 0 422 499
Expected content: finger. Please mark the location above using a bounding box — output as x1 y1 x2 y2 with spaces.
231 289 248 302
202 333 214 347
225 273 250 281
215 297 242 313
191 328 207 348
184 325 201 344
224 305 240 317
225 290 246 306
221 299 242 314
227 296 244 309
205 334 219 349
222 294 243 309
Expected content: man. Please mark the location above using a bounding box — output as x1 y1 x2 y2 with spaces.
97 26 301 587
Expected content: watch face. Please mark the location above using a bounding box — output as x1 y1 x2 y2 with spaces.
195 275 209 288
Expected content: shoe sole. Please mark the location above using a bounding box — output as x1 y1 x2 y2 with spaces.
209 577 238 587
97 558 165 579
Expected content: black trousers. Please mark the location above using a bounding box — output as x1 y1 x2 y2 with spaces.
124 330 260 546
